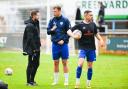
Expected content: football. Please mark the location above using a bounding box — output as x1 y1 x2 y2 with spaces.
4 68 13 76
73 30 82 39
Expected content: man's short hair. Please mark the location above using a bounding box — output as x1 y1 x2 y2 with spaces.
53 5 61 11
31 10 39 17
84 10 92 15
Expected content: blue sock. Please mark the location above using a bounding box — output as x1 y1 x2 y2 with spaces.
76 66 82 78
87 68 93 80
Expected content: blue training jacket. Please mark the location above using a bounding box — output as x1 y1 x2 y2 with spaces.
47 15 71 44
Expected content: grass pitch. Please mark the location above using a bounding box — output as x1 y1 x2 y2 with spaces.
0 52 128 89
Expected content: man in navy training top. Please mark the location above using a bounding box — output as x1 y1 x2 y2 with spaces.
47 5 71 86
67 10 104 88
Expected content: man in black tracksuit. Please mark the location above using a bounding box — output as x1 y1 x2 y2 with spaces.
23 10 41 86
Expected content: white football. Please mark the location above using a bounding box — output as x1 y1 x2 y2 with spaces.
4 68 13 76
73 30 82 39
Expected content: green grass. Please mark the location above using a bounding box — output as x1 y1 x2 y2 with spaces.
0 52 128 89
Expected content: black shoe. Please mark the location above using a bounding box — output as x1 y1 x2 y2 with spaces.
26 81 38 86
26 82 37 86
32 82 38 86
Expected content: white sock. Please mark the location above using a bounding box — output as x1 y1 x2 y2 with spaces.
64 73 69 83
87 80 91 86
53 72 59 83
76 78 80 84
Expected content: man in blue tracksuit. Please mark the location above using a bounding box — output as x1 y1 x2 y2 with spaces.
47 5 71 86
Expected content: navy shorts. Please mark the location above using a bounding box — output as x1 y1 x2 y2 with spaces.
78 49 96 62
52 43 69 60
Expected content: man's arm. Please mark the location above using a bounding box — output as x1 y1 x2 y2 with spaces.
47 19 56 35
95 33 104 47
67 29 74 37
